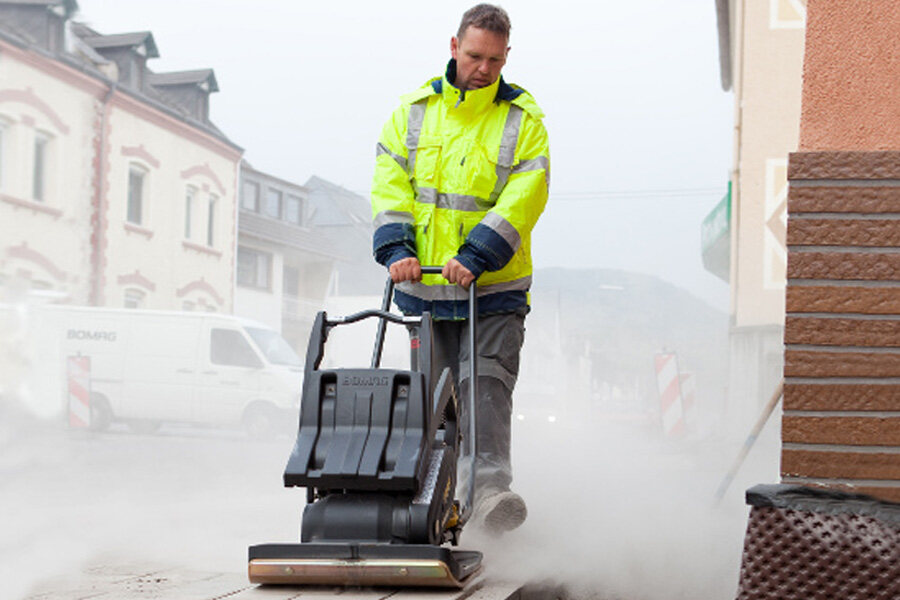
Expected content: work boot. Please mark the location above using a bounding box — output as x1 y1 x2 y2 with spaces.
474 490 527 533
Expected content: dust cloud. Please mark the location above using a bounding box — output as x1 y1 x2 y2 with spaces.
1 289 781 600
468 397 781 599
0 407 303 600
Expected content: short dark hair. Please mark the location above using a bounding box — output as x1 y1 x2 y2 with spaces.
457 4 511 41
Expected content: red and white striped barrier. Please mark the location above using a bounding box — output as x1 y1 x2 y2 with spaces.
654 352 684 437
67 355 91 428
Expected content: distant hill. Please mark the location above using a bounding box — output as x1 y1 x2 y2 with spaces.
527 267 728 409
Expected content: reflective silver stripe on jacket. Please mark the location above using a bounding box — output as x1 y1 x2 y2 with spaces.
511 156 549 175
396 275 532 300
376 142 407 171
373 210 415 228
488 105 524 204
405 100 428 179
481 212 521 252
415 187 492 212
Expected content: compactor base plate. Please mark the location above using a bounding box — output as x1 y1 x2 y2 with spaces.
248 543 482 589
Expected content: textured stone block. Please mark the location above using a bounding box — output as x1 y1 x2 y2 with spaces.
784 383 900 411
788 251 900 280
782 416 900 446
786 285 900 314
784 316 900 347
787 218 900 247
789 186 900 214
784 349 900 377
782 450 900 480
788 151 900 180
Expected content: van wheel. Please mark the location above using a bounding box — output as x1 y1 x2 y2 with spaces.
129 420 161 435
89 395 113 432
243 406 275 440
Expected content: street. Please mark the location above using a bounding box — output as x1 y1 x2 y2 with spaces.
2 417 298 599
2 407 775 600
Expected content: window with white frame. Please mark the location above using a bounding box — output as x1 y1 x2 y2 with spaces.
127 165 146 224
237 246 271 290
32 132 50 202
184 186 195 239
241 180 259 212
285 194 303 225
124 288 145 309
207 194 217 246
265 188 282 219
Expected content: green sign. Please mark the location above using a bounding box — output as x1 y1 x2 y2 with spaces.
701 182 732 253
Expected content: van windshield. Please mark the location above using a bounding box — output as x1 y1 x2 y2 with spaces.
244 327 302 367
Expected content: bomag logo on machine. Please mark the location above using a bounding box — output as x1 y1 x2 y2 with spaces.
67 329 117 342
342 375 390 387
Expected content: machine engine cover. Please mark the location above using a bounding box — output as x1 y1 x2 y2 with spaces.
285 369 429 492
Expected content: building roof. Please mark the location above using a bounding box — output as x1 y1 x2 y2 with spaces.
0 11 241 152
69 30 110 64
148 69 219 92
305 175 371 227
241 161 307 194
239 211 351 262
81 30 159 57
2 0 77 14
304 176 385 295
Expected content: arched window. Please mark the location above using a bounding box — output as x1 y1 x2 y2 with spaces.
184 185 196 239
32 131 52 202
207 193 217 247
127 163 148 225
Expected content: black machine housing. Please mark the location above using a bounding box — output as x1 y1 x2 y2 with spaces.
282 268 478 548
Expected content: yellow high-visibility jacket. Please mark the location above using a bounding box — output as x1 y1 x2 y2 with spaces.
372 60 550 319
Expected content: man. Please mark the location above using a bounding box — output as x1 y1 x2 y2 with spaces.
371 4 549 533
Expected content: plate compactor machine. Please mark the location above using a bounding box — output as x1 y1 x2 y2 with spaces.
249 267 483 588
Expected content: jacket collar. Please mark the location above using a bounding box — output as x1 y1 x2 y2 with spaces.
434 59 522 114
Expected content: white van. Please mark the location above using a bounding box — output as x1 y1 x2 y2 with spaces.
12 305 302 437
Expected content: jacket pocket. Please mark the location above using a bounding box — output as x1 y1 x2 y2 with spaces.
465 140 499 202
412 136 442 189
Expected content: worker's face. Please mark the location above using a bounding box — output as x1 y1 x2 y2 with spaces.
450 26 509 91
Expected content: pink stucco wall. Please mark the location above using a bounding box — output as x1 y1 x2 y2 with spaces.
799 0 900 151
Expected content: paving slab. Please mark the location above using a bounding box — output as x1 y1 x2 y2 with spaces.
24 565 521 600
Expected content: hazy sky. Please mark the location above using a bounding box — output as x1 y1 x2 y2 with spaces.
75 0 733 309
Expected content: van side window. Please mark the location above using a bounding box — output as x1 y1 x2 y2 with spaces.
211 329 262 368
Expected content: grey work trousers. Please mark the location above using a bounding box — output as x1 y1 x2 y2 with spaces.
424 309 526 505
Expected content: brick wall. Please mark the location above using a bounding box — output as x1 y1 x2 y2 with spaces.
781 151 900 503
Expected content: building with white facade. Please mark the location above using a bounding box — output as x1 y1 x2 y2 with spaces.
235 163 350 351
0 0 242 311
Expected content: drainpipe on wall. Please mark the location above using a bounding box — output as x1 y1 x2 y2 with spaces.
89 81 116 306
729 0 747 324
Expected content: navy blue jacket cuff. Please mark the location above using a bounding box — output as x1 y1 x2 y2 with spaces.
373 223 417 267
455 223 515 277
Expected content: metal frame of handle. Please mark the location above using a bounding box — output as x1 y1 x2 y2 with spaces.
367 266 479 523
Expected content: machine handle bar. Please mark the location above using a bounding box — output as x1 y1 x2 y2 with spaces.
323 267 448 331
325 309 422 327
